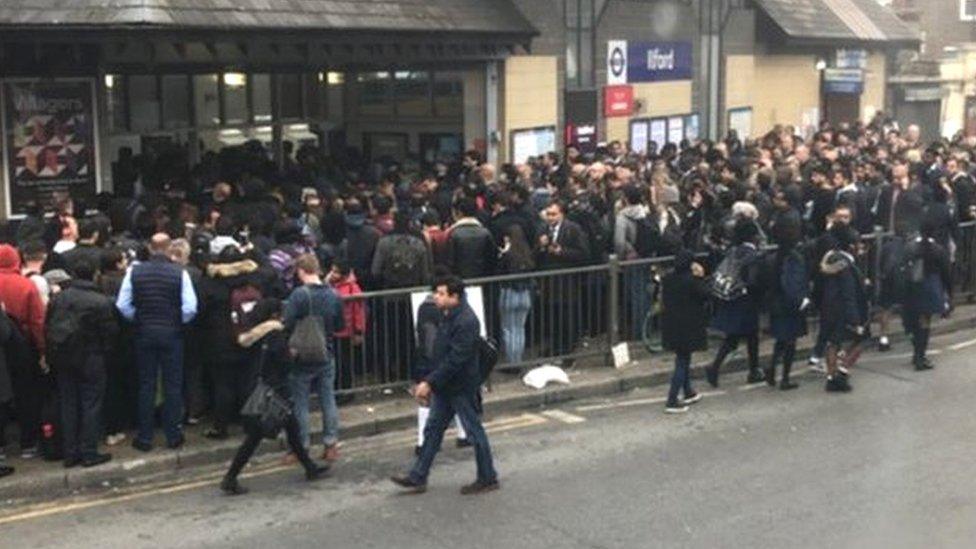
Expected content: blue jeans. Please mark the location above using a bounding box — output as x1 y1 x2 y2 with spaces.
289 360 339 448
499 287 532 364
134 332 184 446
625 265 652 341
409 390 497 485
667 351 694 406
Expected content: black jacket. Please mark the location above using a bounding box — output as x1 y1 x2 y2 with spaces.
46 279 119 360
61 244 103 277
197 259 266 363
238 320 292 399
425 301 481 396
820 250 868 330
537 218 591 269
447 219 496 278
660 267 710 354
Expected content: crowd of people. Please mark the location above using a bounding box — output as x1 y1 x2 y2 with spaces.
0 113 971 481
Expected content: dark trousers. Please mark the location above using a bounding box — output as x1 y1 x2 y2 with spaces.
224 414 316 481
103 342 135 434
409 391 497 485
211 358 258 433
9 349 41 449
711 333 760 373
335 338 363 391
57 354 106 460
771 340 797 379
903 311 932 362
813 316 829 358
135 331 184 446
183 332 207 419
667 351 694 406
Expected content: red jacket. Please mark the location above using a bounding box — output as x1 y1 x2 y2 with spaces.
331 273 366 339
0 244 45 351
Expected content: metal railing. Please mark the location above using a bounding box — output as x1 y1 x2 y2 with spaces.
333 221 976 395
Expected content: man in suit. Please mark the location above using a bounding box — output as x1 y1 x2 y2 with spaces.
537 201 590 360
391 275 498 495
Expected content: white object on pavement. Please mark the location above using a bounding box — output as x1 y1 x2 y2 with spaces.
522 365 571 390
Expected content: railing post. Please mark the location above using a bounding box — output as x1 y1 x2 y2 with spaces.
872 227 884 304
607 254 621 366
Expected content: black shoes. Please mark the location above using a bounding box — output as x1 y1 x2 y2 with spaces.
746 369 766 384
203 429 228 441
64 456 82 468
764 368 776 387
82 453 113 468
825 376 852 393
390 474 427 494
878 336 891 352
455 439 473 449
167 435 186 450
914 357 934 371
0 465 13 478
131 439 152 453
683 393 703 405
220 478 249 496
460 479 500 495
305 464 331 482
779 379 798 391
705 366 719 388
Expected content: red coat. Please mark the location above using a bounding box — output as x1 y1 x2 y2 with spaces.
0 244 45 351
331 274 366 339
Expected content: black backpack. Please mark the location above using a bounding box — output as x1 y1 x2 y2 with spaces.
709 246 758 301
894 238 926 299
383 235 424 287
633 216 659 258
45 294 86 368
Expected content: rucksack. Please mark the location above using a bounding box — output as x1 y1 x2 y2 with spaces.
230 284 263 340
477 336 499 382
893 238 926 300
45 294 86 368
633 216 659 258
709 246 758 301
383 235 424 287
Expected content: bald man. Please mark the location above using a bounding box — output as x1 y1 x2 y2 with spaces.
116 232 198 452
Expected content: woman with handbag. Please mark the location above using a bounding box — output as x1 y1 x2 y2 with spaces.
220 298 330 495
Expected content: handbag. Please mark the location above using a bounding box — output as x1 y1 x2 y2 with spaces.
288 286 328 363
241 377 292 439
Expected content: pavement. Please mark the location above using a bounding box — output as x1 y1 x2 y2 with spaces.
2 303 976 504
4 324 976 547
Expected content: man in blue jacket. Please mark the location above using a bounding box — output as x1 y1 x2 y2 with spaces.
391 275 498 495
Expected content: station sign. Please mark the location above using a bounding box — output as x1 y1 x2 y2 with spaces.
823 68 864 94
606 40 693 85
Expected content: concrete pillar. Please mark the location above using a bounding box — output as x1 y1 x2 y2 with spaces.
485 61 500 165
463 68 486 157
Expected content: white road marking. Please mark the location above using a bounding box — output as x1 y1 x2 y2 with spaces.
541 410 587 424
575 390 726 412
949 337 976 351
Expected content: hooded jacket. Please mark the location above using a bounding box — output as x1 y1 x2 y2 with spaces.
820 249 868 329
198 258 263 362
339 213 381 289
613 204 647 259
330 273 366 339
447 218 495 278
0 244 46 350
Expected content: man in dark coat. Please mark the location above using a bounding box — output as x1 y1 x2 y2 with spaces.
46 259 119 467
446 197 496 279
537 201 591 361
60 218 104 277
391 275 498 495
660 250 709 413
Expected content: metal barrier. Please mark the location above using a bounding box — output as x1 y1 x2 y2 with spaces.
334 221 976 395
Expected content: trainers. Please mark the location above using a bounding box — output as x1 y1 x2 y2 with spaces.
460 479 500 495
705 366 719 388
878 336 891 352
455 438 473 449
746 370 766 384
166 434 185 450
321 444 340 462
682 393 703 405
0 465 13 478
305 464 330 482
914 357 934 371
390 475 427 494
20 446 38 459
220 478 249 496
664 403 689 414
132 439 152 453
106 433 127 446
808 355 822 366
825 376 852 393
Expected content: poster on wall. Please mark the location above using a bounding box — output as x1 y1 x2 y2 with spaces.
684 114 700 141
511 126 556 164
630 120 649 154
728 107 753 139
667 116 684 145
411 286 487 338
649 119 667 151
2 79 99 217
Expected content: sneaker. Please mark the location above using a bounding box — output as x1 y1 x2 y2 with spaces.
20 446 38 459
682 393 703 405
809 361 826 374
305 464 331 482
705 366 719 388
914 358 934 371
106 433 127 446
878 336 891 352
131 439 153 453
664 403 689 414
825 377 852 393
321 444 339 462
779 380 799 391
166 434 186 450
82 453 113 468
0 465 13 478
460 479 500 495
763 368 776 387
455 438 473 449
220 478 249 496
808 355 822 366
746 370 766 384
390 474 427 494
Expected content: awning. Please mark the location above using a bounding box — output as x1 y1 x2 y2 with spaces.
753 0 920 47
0 0 537 38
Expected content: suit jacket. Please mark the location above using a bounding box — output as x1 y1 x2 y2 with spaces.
537 218 590 269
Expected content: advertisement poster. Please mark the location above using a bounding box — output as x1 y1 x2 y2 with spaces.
649 119 667 150
2 79 99 217
411 286 487 338
667 116 684 145
511 126 556 164
630 120 649 154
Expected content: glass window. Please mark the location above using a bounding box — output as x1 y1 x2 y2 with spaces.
222 72 248 126
128 75 160 133
105 74 127 133
251 74 272 124
357 72 392 116
433 72 463 118
194 74 220 127
279 74 304 120
306 73 329 120
395 71 430 117
161 75 190 129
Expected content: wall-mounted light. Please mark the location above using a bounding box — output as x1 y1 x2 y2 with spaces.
223 72 246 88
104 74 115 89
327 72 344 85
815 59 827 71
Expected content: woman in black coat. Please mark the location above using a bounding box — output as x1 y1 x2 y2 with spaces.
660 250 710 413
764 215 808 390
901 214 952 371
221 298 329 495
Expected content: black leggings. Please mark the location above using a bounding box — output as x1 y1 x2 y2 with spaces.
711 333 760 373
224 415 316 482
770 340 797 377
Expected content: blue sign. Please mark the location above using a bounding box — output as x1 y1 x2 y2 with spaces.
627 42 693 83
823 68 863 95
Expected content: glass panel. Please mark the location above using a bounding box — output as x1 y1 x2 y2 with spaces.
395 71 430 117
161 75 190 129
251 73 272 124
193 74 220 127
128 75 160 133
223 72 248 126
357 71 392 116
105 74 127 133
279 74 303 120
433 72 463 118
306 73 328 119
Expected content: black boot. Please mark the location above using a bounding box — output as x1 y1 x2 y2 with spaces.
780 348 798 390
746 369 766 384
220 476 248 495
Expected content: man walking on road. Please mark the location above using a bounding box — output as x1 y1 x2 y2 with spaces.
391 275 499 495
116 233 198 451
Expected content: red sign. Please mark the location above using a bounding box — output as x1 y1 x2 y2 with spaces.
604 85 634 117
